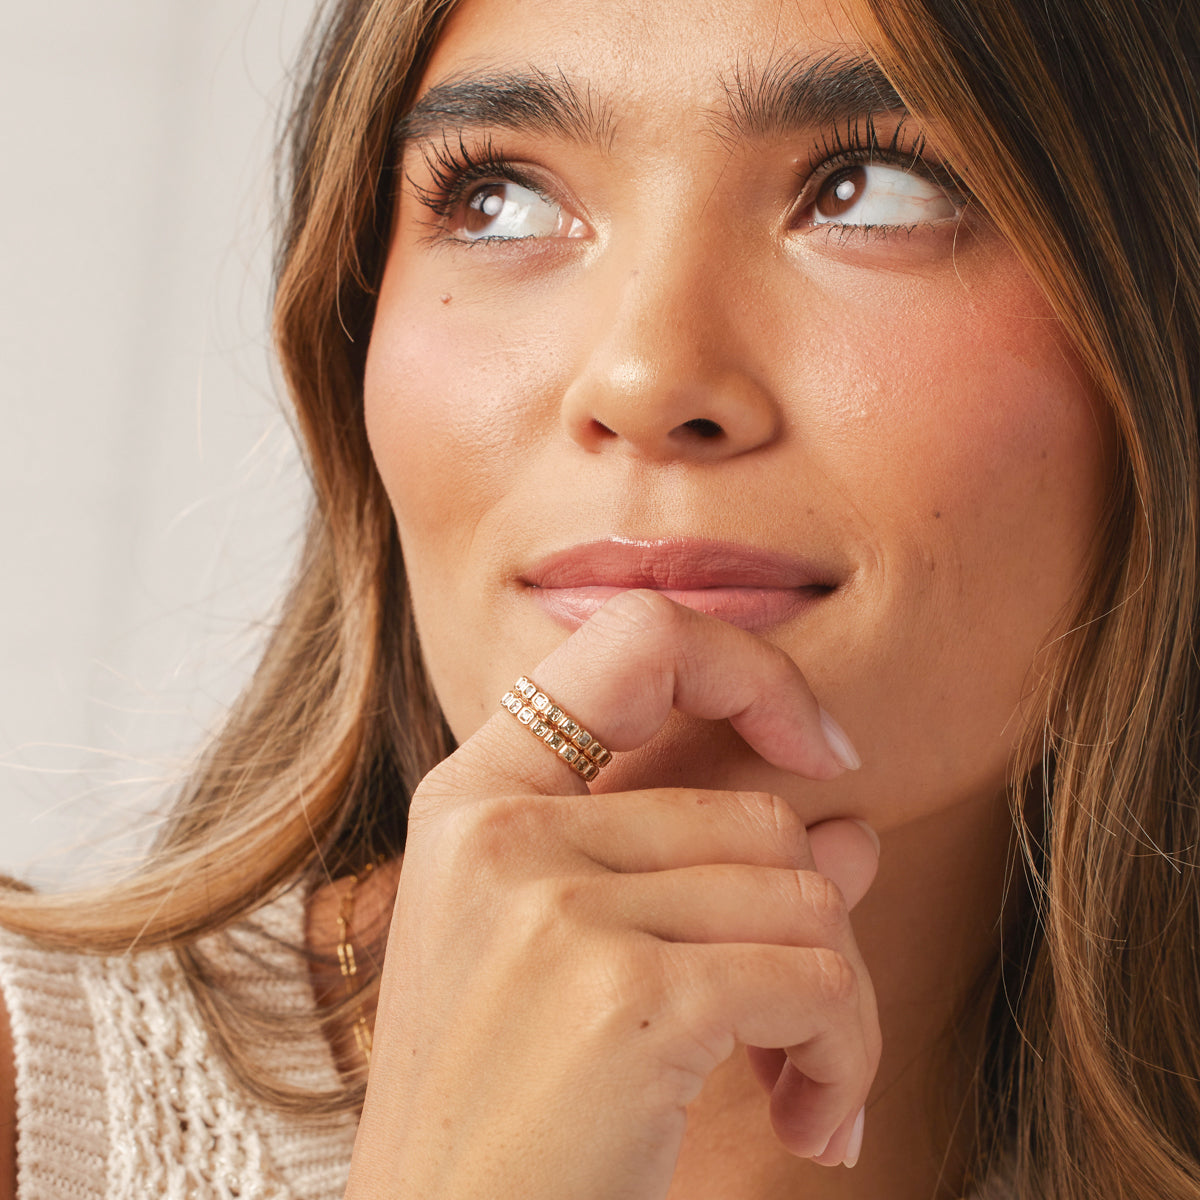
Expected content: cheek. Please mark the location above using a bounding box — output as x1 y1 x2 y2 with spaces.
363 271 539 570
363 231 605 554
798 262 1112 807
902 291 1101 573
804 253 1109 581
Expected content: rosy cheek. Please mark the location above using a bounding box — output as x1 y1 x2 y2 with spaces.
818 260 1107 543
930 312 1103 543
365 292 513 556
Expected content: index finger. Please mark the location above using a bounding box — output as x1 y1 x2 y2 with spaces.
423 589 858 801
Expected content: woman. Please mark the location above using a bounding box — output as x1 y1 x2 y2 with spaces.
1 0 1197 1196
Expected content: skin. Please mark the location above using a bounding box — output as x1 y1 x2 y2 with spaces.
348 0 1113 1195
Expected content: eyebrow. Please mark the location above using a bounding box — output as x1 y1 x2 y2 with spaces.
719 54 909 139
395 67 615 148
394 54 908 152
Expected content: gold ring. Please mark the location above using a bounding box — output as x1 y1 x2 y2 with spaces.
501 677 613 783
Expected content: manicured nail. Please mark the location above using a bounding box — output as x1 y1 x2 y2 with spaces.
852 820 881 856
819 708 862 771
842 1106 866 1168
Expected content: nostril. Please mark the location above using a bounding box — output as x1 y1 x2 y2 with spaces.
681 418 723 439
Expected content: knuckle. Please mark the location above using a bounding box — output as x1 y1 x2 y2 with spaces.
407 767 456 822
752 791 810 865
502 874 599 961
652 952 737 1077
592 937 662 1008
810 947 859 1008
412 750 485 802
798 871 849 933
529 873 592 923
433 794 557 877
582 938 675 1039
583 946 728 1097
469 792 540 842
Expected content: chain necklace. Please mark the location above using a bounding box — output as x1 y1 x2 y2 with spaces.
336 861 377 1067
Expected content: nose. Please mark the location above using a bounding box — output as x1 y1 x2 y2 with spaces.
560 253 781 462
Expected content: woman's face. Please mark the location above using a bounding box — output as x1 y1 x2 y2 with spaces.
364 0 1112 833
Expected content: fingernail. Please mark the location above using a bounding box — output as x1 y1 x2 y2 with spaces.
852 819 881 856
842 1106 865 1168
819 708 862 771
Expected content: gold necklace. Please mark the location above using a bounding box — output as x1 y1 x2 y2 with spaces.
336 861 376 1067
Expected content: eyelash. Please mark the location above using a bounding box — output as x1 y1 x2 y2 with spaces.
407 133 539 228
405 115 967 239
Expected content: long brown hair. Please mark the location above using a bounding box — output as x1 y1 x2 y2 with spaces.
5 0 1200 1190
855 0 1200 1195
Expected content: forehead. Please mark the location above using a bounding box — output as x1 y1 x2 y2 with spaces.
420 0 868 117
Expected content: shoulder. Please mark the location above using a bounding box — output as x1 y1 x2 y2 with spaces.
0 924 109 1199
0 923 135 1199
0 893 356 1199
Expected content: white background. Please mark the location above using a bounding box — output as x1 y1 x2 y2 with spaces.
0 1 321 886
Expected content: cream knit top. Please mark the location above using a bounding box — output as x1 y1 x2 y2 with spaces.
0 890 357 1199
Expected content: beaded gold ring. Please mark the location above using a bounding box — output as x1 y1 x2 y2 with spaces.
501 676 613 783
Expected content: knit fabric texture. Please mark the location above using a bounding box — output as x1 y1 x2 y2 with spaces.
0 890 356 1199
0 888 1019 1199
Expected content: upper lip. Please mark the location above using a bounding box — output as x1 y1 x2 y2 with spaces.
520 537 840 592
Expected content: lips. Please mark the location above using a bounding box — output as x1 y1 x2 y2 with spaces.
520 538 838 634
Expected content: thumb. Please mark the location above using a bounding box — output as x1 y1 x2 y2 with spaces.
806 818 880 911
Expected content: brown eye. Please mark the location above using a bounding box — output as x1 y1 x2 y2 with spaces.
463 184 510 235
809 163 958 228
453 180 586 242
815 166 867 220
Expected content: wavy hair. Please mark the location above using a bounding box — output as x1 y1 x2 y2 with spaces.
855 1 1200 1195
4 0 1199 1190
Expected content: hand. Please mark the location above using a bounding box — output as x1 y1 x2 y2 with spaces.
345 590 881 1200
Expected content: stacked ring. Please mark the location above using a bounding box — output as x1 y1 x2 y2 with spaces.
501 677 614 782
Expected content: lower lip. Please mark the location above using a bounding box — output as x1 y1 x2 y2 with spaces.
526 584 829 633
